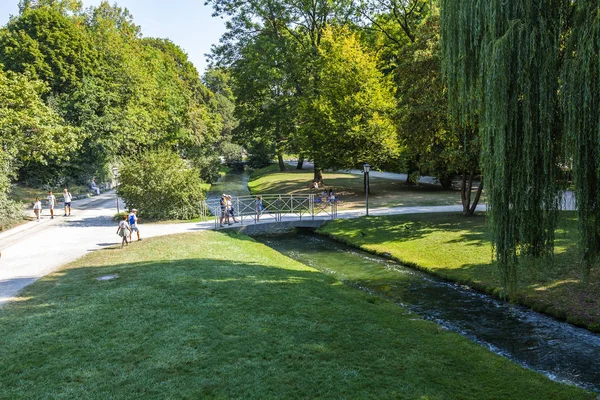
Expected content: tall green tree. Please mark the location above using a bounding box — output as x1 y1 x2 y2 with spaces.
562 1 600 277
299 26 400 173
440 0 566 291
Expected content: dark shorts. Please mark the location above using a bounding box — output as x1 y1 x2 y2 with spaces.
64 202 71 207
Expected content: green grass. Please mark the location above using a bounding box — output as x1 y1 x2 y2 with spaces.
318 212 600 332
0 231 591 399
248 164 467 209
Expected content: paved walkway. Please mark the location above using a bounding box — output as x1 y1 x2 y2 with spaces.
0 188 485 306
285 160 439 185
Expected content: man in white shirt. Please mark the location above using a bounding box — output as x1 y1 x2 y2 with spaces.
46 191 57 219
63 188 72 216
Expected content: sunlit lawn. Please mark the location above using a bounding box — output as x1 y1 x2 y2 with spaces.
0 231 590 399
318 211 600 332
248 164 466 209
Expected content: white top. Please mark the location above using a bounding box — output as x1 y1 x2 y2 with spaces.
118 220 130 230
47 194 56 206
63 192 72 203
33 201 42 210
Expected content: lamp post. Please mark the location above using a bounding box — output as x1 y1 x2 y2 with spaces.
363 163 371 216
112 167 120 213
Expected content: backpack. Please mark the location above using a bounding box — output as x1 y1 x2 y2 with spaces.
129 214 135 225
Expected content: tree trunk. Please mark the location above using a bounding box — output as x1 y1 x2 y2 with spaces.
277 153 286 172
296 154 304 170
314 164 323 184
461 169 483 216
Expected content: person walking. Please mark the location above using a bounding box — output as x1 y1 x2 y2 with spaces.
46 191 57 219
116 215 131 248
227 195 238 224
33 197 42 222
62 188 72 216
255 196 264 222
128 209 142 242
219 194 229 227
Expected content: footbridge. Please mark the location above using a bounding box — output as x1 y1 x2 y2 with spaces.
202 194 339 230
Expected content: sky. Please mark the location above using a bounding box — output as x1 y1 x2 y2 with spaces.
0 0 228 74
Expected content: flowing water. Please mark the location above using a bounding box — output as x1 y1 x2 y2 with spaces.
259 232 600 393
207 168 252 201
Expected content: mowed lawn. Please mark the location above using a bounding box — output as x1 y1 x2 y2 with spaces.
0 231 591 399
248 165 464 209
318 212 600 332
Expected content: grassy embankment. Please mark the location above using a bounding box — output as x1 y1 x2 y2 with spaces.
0 231 590 399
248 164 466 209
318 212 600 332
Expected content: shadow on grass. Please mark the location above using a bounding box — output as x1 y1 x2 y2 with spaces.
0 247 589 399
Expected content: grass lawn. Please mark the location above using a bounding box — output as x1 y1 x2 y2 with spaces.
0 231 590 399
248 164 467 209
318 212 600 332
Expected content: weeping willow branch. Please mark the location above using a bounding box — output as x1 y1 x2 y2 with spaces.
562 2 600 278
441 0 565 292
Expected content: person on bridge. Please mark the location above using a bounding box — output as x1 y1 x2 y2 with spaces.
219 194 229 227
255 196 264 221
227 195 238 224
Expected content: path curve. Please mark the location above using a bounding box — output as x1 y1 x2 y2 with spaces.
0 187 484 306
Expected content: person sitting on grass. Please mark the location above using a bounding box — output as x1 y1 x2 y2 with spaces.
327 189 336 202
117 215 131 248
309 180 319 190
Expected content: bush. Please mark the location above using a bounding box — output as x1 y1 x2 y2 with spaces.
117 149 206 220
247 141 275 169
220 142 243 170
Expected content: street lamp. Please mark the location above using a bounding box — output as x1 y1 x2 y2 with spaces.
112 167 120 213
363 163 371 216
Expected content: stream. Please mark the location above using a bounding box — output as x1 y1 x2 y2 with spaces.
258 232 600 393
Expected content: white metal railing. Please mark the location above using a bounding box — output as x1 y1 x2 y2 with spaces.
202 194 339 229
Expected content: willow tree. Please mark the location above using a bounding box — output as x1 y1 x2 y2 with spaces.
562 2 600 277
440 1 566 291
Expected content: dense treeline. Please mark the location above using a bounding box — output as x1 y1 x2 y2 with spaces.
207 0 481 211
0 0 229 224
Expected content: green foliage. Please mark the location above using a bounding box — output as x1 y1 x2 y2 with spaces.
0 1 222 200
440 0 565 291
0 6 96 94
562 2 600 276
246 140 275 169
117 149 206 220
300 26 400 170
220 142 243 169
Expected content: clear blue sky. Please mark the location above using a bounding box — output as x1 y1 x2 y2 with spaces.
0 0 227 74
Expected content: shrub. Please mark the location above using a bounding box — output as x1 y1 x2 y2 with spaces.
117 149 206 220
220 142 243 170
247 141 275 169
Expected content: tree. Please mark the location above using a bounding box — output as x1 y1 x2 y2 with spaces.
562 1 600 277
299 26 400 178
440 0 566 290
